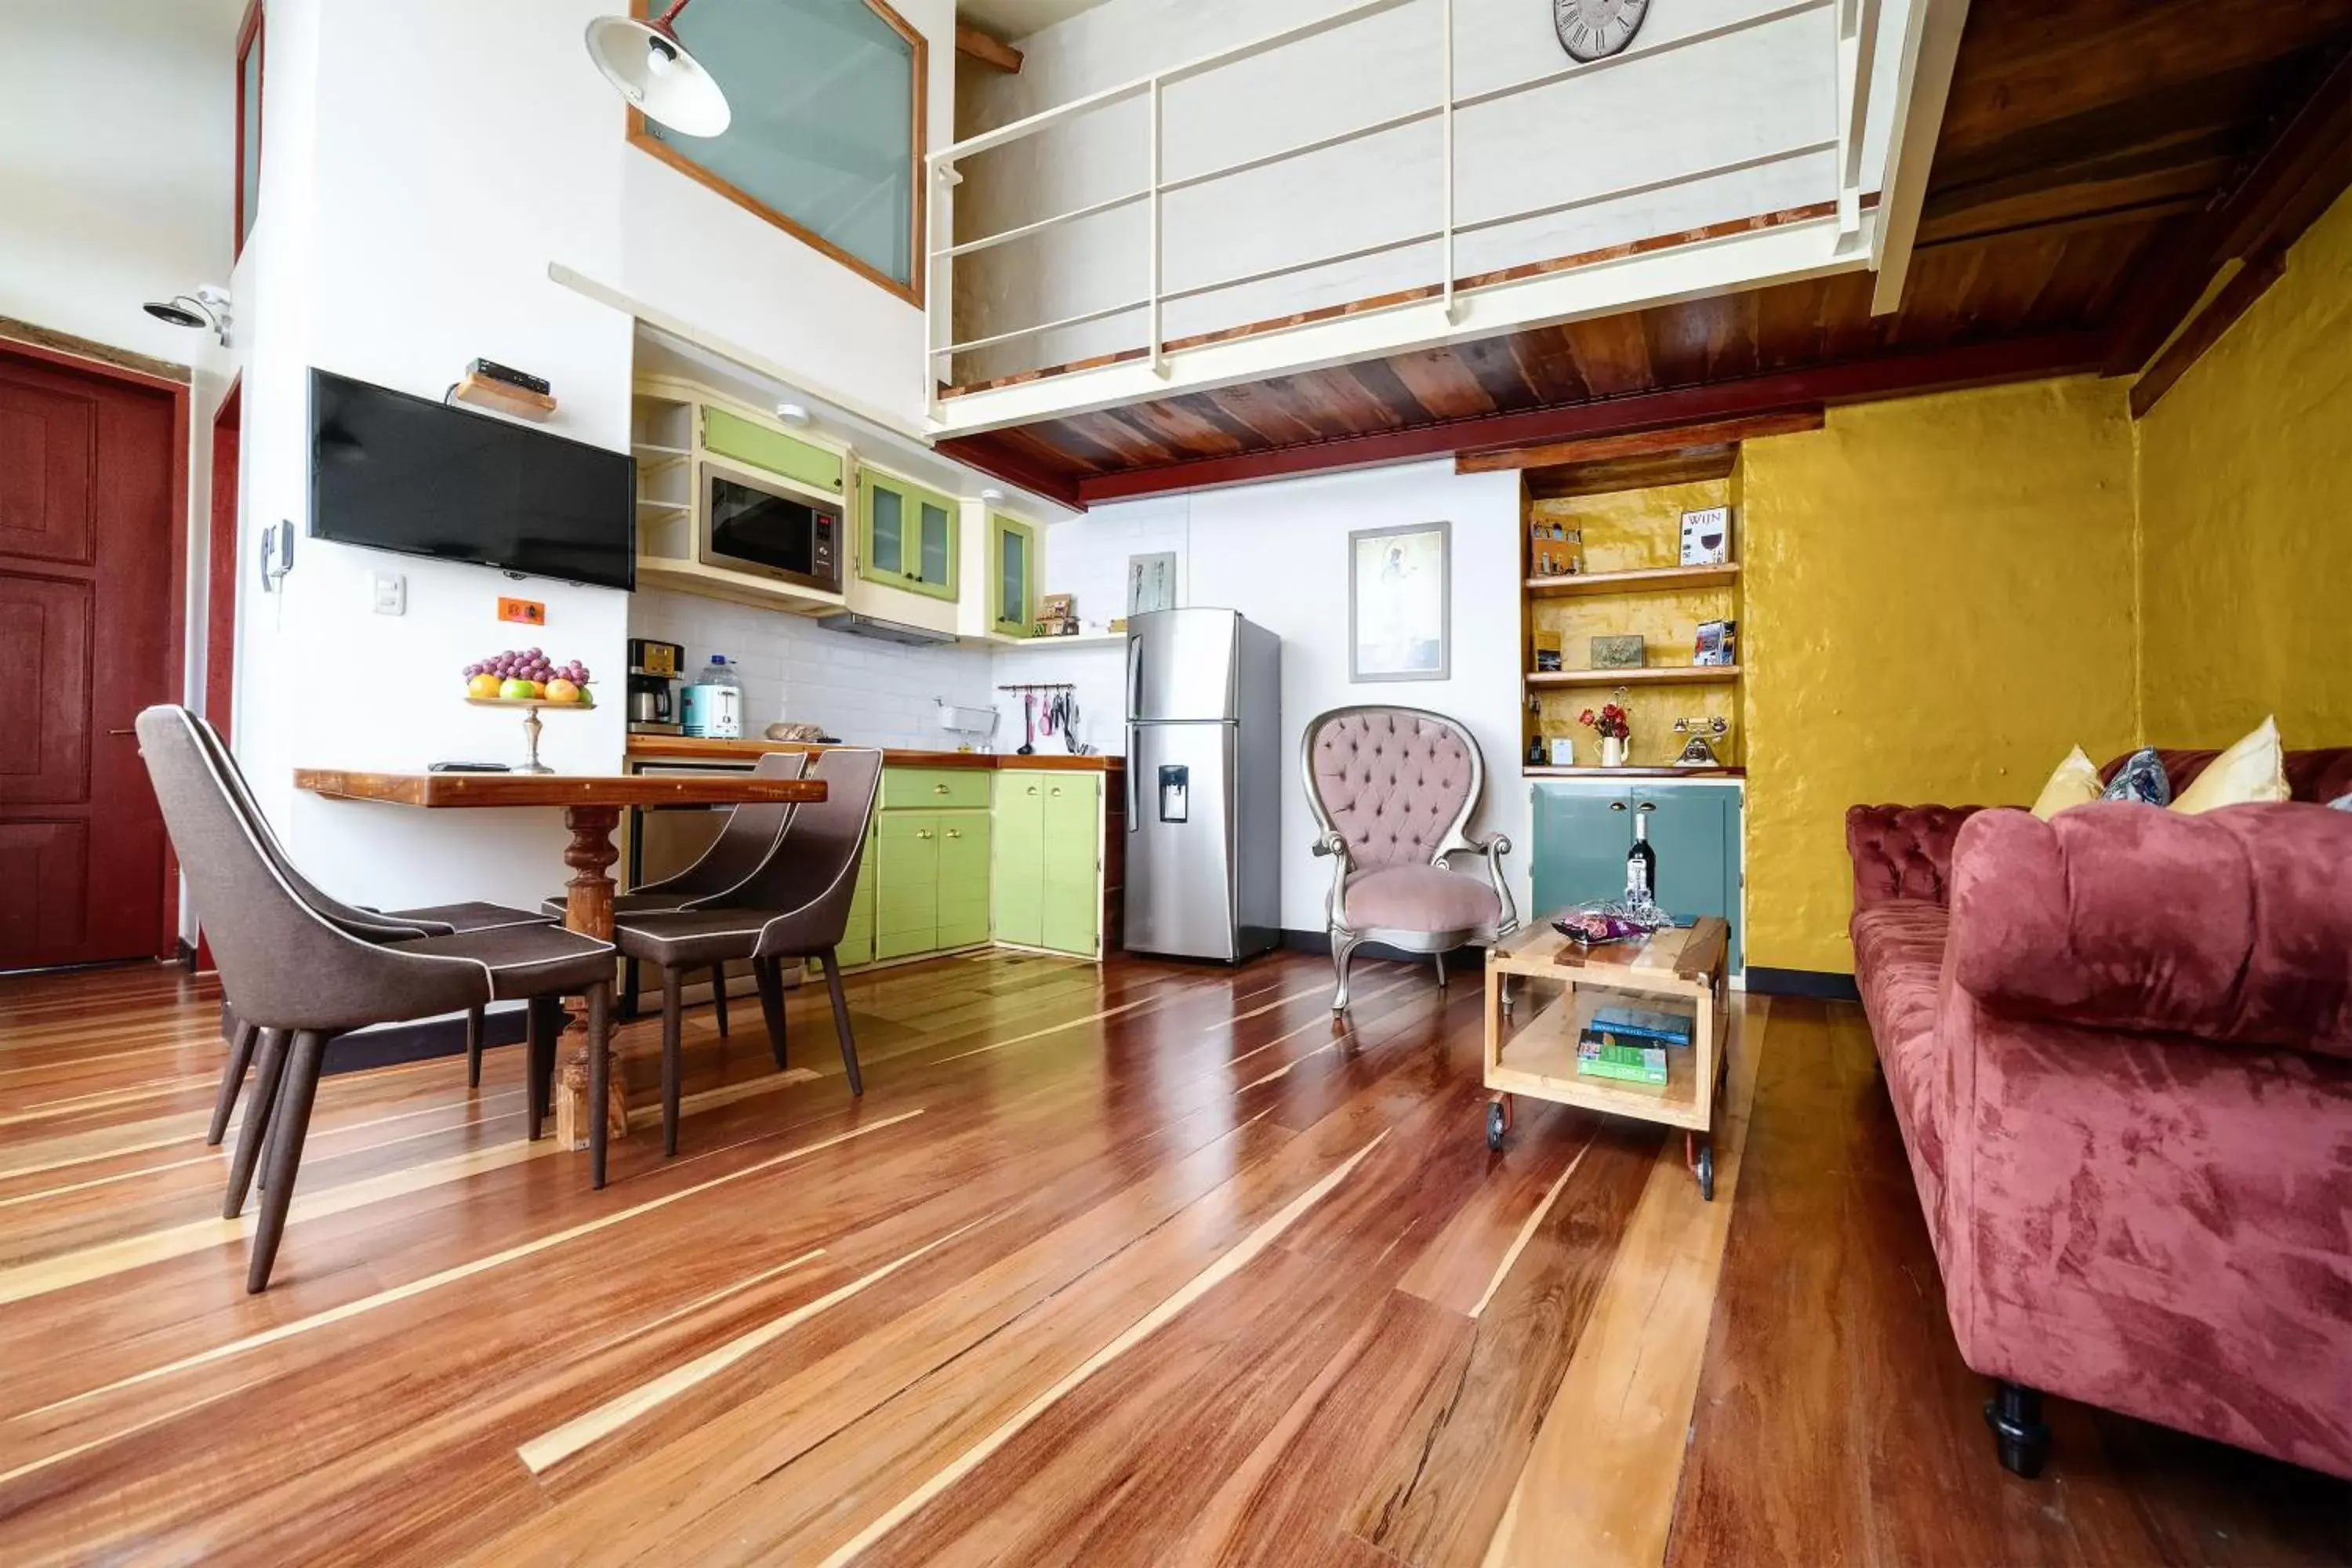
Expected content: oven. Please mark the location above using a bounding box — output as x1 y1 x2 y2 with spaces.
698 456 843 593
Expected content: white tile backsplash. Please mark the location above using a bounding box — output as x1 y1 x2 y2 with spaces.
631 499 1190 756
631 587 997 751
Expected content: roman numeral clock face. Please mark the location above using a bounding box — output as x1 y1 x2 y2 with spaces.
1555 0 1650 61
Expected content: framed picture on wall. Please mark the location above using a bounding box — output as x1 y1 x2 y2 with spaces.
1348 521 1450 681
1127 551 1178 615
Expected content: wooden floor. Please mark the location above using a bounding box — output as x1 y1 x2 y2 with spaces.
0 954 2342 1566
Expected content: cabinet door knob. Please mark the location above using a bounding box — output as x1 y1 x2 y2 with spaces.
1026 785 1040 796
946 829 961 840
916 828 933 840
1637 801 1657 812
1050 786 1062 797
1610 800 1628 812
934 782 949 793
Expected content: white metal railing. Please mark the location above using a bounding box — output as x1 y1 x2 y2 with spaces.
925 0 1879 403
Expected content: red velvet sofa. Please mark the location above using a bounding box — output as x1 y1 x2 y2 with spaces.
1845 747 2352 1479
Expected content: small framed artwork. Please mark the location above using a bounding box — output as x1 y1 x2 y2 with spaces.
1349 521 1450 682
1127 551 1178 615
1680 506 1732 565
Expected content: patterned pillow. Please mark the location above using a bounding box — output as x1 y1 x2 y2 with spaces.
2331 793 2352 812
2102 748 2172 807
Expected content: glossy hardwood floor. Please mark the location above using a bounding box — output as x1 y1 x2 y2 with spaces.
0 954 2341 1565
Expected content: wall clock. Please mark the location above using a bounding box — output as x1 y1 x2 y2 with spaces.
1555 0 1650 62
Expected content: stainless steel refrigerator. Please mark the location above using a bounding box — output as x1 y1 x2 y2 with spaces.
1123 608 1282 961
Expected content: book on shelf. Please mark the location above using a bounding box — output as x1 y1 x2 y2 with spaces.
1588 1004 1693 1047
1577 1030 1669 1086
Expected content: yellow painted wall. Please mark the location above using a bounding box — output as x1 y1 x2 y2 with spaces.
2137 184 2352 750
1530 481 1739 768
1737 376 2140 971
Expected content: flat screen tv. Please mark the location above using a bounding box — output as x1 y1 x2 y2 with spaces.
308 367 636 591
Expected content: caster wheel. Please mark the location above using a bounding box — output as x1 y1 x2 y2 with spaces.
1696 1142 1715 1202
1486 1101 1508 1152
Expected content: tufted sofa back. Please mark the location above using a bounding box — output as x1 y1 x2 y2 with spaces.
1307 708 1479 872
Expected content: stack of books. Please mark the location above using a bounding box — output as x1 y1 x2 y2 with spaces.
1576 1004 1693 1087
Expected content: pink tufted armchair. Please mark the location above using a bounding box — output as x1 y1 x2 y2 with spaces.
1304 706 1517 1011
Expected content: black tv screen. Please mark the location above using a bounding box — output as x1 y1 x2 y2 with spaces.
309 367 636 591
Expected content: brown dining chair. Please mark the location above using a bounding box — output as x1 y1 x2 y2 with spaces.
606 747 883 1156
547 750 811 1057
181 710 555 1139
136 706 619 1290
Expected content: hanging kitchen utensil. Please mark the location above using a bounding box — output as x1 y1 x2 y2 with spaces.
1063 688 1082 753
1018 691 1036 755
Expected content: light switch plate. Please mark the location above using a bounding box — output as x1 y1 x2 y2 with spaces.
372 572 406 615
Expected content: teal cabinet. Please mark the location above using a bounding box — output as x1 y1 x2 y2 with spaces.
1530 779 1743 971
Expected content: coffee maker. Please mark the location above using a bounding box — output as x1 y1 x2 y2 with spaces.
627 638 684 735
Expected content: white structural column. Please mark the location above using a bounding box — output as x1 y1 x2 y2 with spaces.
1441 0 1458 323
1148 76 1165 376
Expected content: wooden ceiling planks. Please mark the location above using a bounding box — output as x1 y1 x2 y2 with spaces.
956 0 2352 505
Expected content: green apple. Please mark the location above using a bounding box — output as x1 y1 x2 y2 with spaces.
499 677 538 701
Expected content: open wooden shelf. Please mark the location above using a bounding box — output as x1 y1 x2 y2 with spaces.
1526 665 1740 688
1526 562 1739 597
452 373 557 422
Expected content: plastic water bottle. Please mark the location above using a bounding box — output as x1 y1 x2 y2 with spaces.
681 654 743 739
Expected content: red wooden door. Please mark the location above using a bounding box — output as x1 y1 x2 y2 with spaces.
205 382 241 737
0 347 179 969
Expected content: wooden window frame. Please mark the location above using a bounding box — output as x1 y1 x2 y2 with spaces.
234 0 264 260
626 0 927 309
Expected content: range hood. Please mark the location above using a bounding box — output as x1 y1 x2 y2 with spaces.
815 610 956 648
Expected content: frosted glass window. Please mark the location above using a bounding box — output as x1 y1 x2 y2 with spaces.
997 528 1025 625
235 5 263 253
919 501 951 584
869 485 904 575
645 0 923 300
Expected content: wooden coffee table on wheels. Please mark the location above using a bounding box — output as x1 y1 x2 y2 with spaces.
1483 914 1731 1199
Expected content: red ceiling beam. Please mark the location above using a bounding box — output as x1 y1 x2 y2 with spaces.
935 430 1087 511
2102 47 2352 376
1069 332 2107 505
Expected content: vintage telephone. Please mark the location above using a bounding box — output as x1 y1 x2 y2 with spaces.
1671 716 1730 768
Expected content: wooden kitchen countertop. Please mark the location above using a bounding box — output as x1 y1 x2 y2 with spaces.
626 735 1124 771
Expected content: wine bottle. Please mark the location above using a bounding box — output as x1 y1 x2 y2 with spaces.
1625 802 1658 906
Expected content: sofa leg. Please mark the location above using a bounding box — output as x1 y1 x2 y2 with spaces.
1984 1381 2050 1478
1432 950 1446 991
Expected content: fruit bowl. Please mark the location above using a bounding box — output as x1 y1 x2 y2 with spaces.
462 645 600 771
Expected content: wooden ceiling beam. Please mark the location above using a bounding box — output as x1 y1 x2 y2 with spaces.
2127 246 2288 419
1072 332 2104 504
2103 47 2352 374
955 23 1023 73
1455 409 1824 474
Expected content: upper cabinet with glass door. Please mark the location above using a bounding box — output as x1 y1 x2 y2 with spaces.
858 466 957 603
954 503 1044 641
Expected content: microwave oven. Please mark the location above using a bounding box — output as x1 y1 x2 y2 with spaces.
698 456 843 593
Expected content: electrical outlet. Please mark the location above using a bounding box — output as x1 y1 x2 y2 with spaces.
499 597 546 626
372 572 406 615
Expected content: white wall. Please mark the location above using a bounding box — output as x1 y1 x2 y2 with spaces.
950 0 1909 383
215 0 963 924
0 0 245 757
0 0 244 372
631 588 996 752
997 461 1530 931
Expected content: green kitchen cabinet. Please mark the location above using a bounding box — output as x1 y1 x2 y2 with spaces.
836 825 877 967
875 811 942 961
989 514 1038 637
859 467 958 602
994 778 1047 947
1529 779 1743 971
994 771 1102 957
700 407 845 494
935 815 993 949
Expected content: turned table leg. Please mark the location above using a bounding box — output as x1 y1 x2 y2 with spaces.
554 804 627 1152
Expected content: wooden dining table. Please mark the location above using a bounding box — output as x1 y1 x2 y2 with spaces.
292 768 827 1149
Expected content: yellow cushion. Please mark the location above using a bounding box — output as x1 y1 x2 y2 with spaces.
2170 716 2291 815
2030 746 2103 819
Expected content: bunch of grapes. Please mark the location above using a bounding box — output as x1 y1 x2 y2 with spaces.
462 648 592 685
